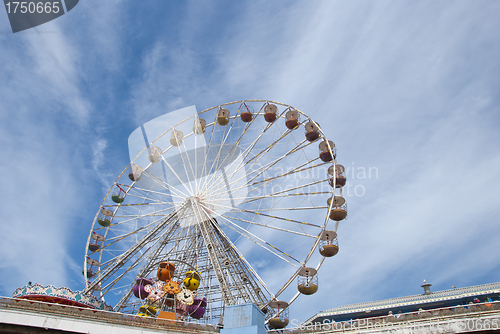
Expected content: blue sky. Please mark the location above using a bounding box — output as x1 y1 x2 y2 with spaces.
1 0 500 323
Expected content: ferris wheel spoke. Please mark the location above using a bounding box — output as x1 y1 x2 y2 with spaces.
241 110 291 167
223 167 322 205
102 201 176 209
242 139 313 187
95 233 164 292
221 176 325 210
172 135 200 196
117 190 178 205
247 178 325 198
199 203 303 267
251 159 327 187
99 251 151 298
199 105 286 196
139 220 185 266
198 111 240 196
112 204 176 218
128 178 187 207
96 220 159 252
206 136 314 199
231 206 327 212
85 211 180 293
202 125 295 197
196 115 219 194
125 186 184 204
198 104 263 196
98 205 176 231
143 168 192 199
178 131 204 194
103 218 185 297
203 213 275 299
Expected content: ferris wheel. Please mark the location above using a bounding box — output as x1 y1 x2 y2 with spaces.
83 100 348 327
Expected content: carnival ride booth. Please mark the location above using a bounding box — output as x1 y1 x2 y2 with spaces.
128 163 144 182
170 130 183 147
328 196 347 222
88 233 104 252
319 140 336 162
111 186 126 204
297 267 318 295
97 208 113 227
148 146 163 163
240 104 253 123
304 121 320 142
217 108 230 126
319 230 339 257
264 103 278 122
268 300 290 330
328 164 346 188
193 118 206 134
285 109 300 130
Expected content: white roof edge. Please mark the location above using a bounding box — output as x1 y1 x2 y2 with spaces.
317 281 500 315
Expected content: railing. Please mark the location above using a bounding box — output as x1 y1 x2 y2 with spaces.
275 301 500 334
0 296 219 334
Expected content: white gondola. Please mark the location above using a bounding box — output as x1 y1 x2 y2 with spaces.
268 300 289 329
327 195 347 221
217 108 230 126
319 230 339 257
128 164 144 181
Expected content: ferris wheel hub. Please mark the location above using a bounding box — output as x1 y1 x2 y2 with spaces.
177 196 213 227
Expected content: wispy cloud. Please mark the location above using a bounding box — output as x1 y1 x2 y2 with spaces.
0 22 93 294
201 0 500 320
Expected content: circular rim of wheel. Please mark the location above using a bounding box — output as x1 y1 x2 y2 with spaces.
83 99 343 324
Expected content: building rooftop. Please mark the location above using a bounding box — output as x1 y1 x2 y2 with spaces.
305 281 500 324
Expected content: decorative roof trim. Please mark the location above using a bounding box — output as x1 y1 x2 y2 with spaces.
316 282 500 316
